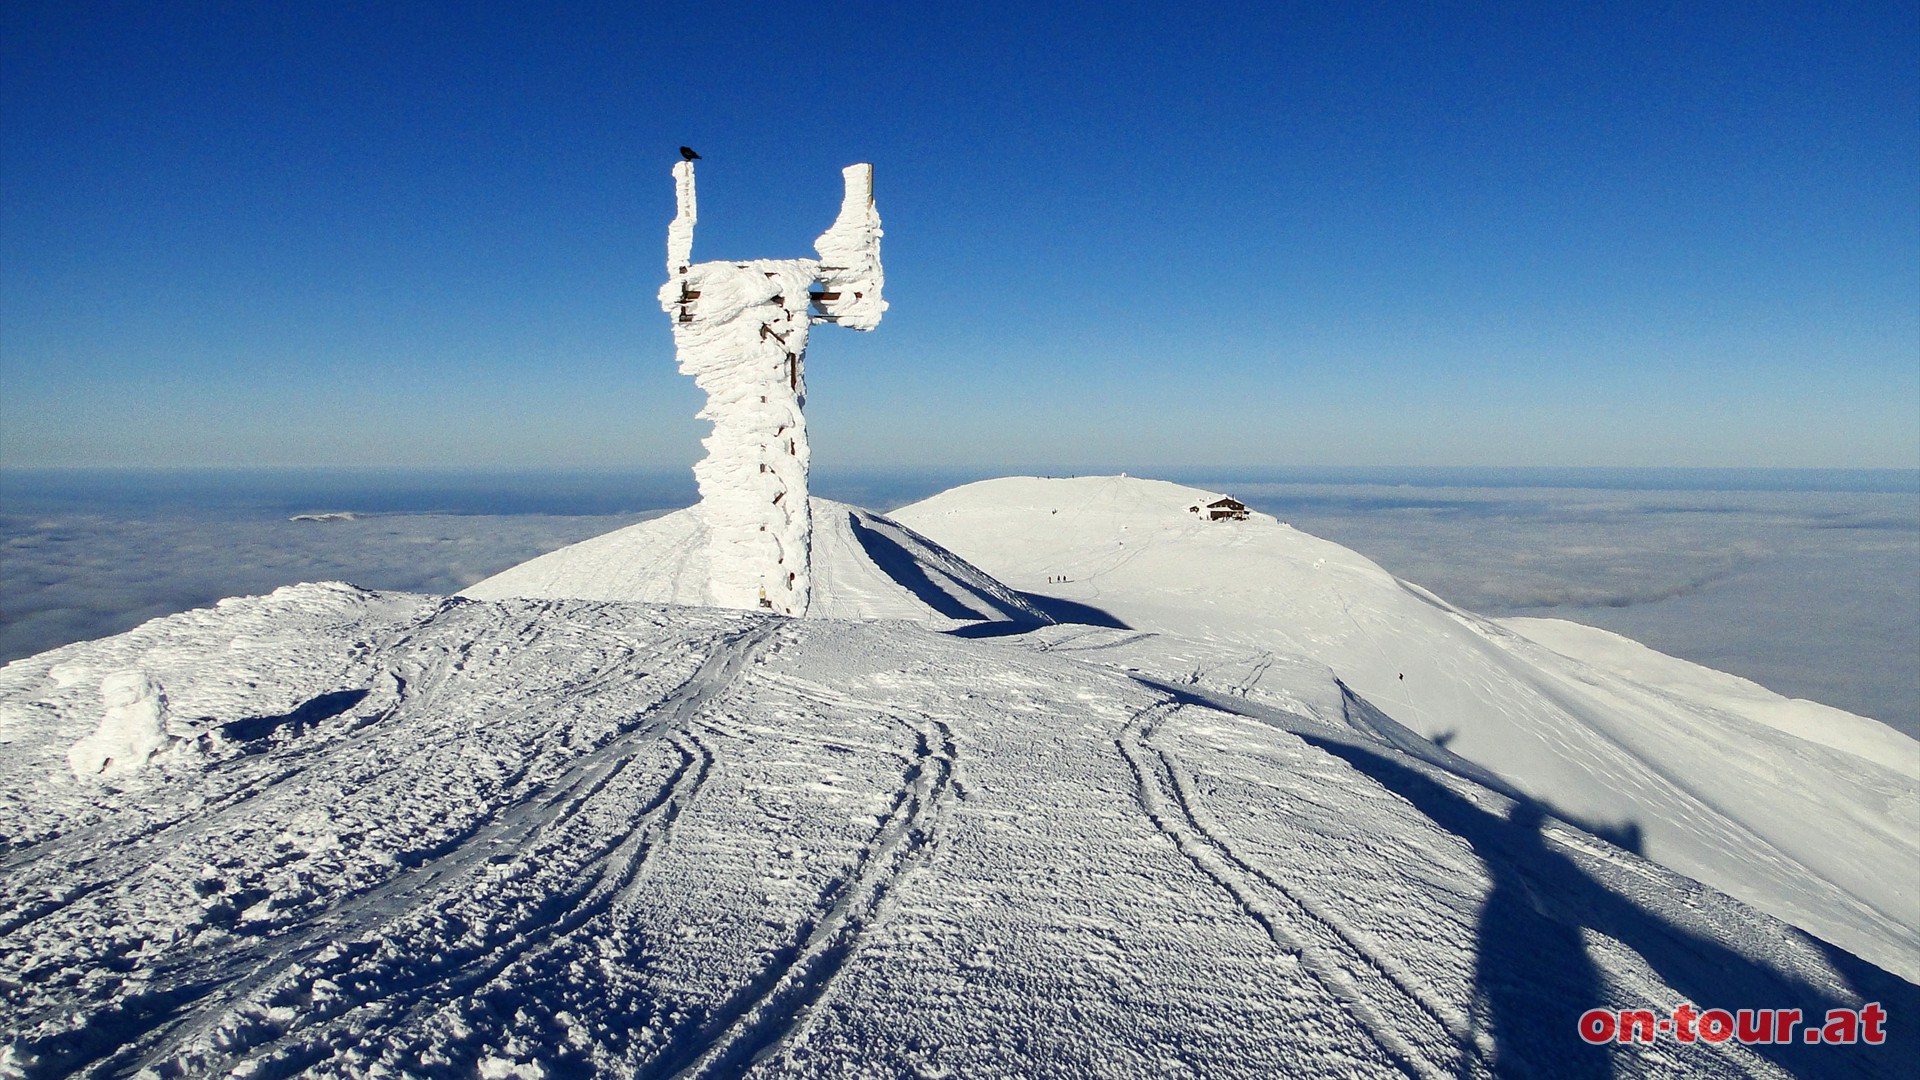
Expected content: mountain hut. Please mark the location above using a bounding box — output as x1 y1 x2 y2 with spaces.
1189 496 1250 521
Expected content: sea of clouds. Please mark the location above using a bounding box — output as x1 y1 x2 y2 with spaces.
3 467 1914 738
0 469 693 673
1217 478 1919 738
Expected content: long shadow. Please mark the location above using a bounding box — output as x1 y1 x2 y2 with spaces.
844 512 1133 633
846 513 1025 622
219 689 368 744
945 620 1038 640
1471 800 1614 1078
1337 679 1645 856
946 594 1133 639
1014 591 1128 629
837 503 1121 630
1299 733 1918 1077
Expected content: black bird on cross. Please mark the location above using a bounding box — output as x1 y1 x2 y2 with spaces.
679 146 701 161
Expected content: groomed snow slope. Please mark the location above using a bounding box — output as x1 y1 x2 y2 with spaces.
462 498 1046 629
893 476 1920 983
1499 616 1915 769
2 584 1911 1077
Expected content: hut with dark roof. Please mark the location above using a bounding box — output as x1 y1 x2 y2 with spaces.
1189 496 1250 522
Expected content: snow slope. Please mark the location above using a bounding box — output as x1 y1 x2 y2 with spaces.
2 583 1911 1077
1499 617 1915 772
892 476 1920 983
462 498 1047 630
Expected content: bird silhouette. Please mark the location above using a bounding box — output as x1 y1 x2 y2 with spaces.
679 146 701 161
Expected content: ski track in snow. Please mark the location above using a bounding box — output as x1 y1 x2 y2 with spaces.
660 710 955 1079
115 625 773 1078
1116 698 1474 1080
0 594 782 1077
893 476 1920 985
2 594 1028 1078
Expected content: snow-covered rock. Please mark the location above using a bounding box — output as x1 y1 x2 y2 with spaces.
65 670 172 780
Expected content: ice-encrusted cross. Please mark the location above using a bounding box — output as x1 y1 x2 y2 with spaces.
657 160 886 616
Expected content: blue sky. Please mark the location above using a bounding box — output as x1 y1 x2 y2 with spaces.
3 2 1915 470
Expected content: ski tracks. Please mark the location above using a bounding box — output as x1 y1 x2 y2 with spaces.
80 623 773 1079
1118 699 1481 1080
1 612 649 934
653 712 958 1080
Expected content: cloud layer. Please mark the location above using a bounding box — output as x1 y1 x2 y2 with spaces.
0 511 655 667
1226 483 1920 738
3 474 1913 740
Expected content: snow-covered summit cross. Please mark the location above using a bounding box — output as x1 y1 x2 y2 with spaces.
658 159 886 616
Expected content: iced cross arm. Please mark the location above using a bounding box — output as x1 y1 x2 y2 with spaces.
810 164 886 331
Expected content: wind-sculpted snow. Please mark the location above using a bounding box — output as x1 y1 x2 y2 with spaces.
896 475 1920 983
808 165 886 332
1 584 1913 1076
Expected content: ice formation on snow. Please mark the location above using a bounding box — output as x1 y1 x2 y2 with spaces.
657 160 885 616
67 669 171 779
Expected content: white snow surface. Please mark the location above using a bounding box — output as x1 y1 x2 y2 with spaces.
462 498 1046 629
4 477 1917 1077
1500 616 1918 777
892 476 1920 983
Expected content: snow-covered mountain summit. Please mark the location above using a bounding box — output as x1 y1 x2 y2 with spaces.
2 476 1915 1077
463 498 1045 629
894 476 1920 982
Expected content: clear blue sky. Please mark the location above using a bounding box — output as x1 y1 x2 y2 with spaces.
3 2 1915 470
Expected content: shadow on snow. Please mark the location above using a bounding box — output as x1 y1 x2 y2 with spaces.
1133 672 1913 1076
219 688 369 745
841 510 1130 635
1300 733 1916 1078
